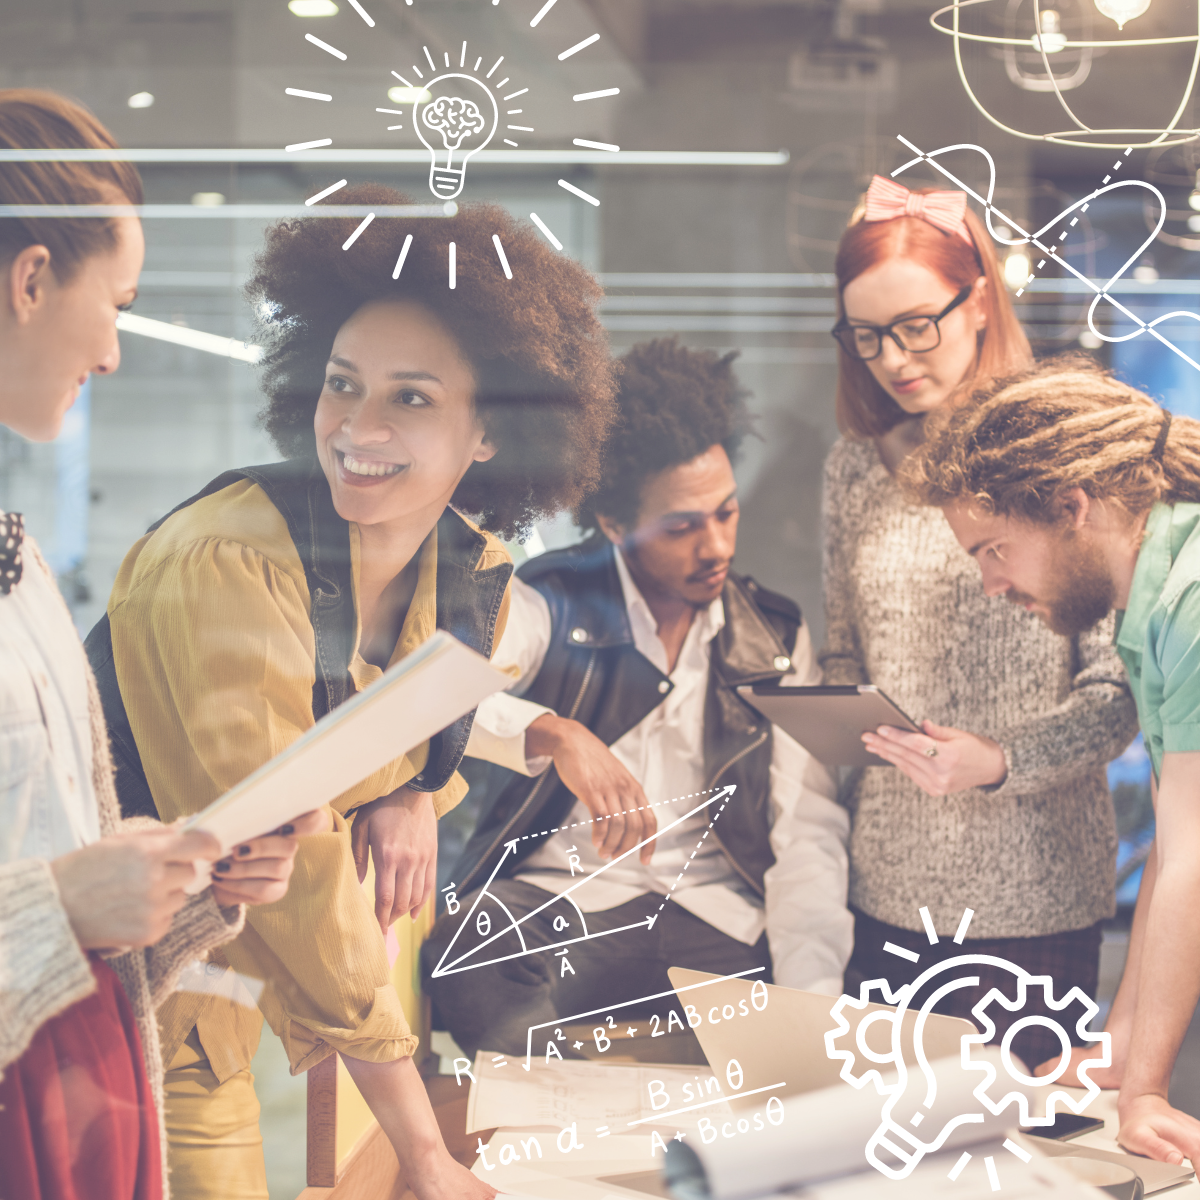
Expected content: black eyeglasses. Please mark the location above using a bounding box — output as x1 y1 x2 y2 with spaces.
830 287 974 362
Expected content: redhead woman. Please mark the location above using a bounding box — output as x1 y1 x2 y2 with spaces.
821 177 1139 1069
0 89 314 1200
86 184 618 1200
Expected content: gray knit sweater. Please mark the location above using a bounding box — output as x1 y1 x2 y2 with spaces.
0 541 244 1196
819 438 1139 939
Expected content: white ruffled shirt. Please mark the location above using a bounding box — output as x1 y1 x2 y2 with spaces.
0 534 99 865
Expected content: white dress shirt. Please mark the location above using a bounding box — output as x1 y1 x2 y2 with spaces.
0 536 99 865
467 550 852 995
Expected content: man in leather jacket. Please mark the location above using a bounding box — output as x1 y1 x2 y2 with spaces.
423 339 851 1056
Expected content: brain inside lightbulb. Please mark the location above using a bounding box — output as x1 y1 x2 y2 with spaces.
414 74 498 200
424 97 487 151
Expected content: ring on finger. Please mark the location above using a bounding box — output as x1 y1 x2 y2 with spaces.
924 745 939 758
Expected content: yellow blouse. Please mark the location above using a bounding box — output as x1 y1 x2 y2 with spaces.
106 479 511 1078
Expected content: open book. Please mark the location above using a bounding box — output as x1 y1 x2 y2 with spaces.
182 630 510 854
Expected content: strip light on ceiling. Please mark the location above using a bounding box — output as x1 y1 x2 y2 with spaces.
0 148 790 166
0 204 451 219
115 312 262 363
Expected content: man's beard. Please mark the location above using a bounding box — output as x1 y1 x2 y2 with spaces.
1009 530 1115 637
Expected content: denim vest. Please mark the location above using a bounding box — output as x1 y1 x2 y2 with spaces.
85 459 512 819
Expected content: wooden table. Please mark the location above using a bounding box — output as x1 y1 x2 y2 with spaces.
301 1065 1200 1199
297 1072 495 1200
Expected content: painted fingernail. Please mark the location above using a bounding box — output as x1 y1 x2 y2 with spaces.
215 860 231 873
278 824 295 836
238 845 252 856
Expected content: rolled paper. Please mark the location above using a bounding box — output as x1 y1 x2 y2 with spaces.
667 1048 1037 1200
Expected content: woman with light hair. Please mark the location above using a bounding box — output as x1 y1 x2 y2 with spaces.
820 177 1138 1069
0 88 313 1200
901 357 1200 1166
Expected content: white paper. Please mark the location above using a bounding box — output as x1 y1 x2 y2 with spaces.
691 1049 1046 1200
803 1145 1107 1199
471 1130 653 1194
181 631 509 854
468 1091 1108 1200
466 1054 725 1134
1014 1129 1194 1195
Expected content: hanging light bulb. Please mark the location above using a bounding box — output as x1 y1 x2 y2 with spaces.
1031 9 1068 53
1188 169 1200 211
1004 249 1032 290
1093 0 1151 31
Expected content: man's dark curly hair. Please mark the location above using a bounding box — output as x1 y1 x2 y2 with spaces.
576 338 755 532
244 183 618 540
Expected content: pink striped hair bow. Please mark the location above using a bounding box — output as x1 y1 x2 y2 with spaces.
862 175 973 245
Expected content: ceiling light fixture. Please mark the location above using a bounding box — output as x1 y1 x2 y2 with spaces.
1005 0 1092 92
1031 8 1068 51
288 0 339 15
1093 0 1151 29
388 86 432 104
0 148 790 167
191 192 225 206
116 311 262 363
931 0 1200 146
1004 249 1032 289
127 92 154 109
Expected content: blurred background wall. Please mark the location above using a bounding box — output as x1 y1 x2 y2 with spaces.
4 0 1198 1190
3 0 1198 640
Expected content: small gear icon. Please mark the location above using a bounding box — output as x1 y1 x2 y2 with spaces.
825 978 911 1094
963 974 1111 1125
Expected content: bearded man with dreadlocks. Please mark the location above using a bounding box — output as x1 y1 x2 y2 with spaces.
903 354 1200 1168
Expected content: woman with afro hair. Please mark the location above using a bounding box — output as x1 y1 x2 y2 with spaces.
86 184 618 1200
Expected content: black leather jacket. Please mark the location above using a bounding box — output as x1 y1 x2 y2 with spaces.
452 536 802 897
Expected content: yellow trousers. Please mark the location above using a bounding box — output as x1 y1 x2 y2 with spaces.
163 1029 268 1200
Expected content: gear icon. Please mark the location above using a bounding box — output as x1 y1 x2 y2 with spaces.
822 907 1113 1184
825 978 911 1094
963 974 1111 1125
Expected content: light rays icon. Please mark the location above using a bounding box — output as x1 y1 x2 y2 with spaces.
282 0 624 283
828 904 1109 1192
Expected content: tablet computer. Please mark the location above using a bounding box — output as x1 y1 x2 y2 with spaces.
736 683 922 767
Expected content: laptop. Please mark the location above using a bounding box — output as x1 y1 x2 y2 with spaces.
665 966 974 1107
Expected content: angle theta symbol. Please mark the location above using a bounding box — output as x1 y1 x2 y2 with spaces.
430 784 738 978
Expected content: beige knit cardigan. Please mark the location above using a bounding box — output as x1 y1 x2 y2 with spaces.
0 542 245 1196
819 437 1139 939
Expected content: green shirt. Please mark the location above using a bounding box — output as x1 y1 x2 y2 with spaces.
1116 501 1200 779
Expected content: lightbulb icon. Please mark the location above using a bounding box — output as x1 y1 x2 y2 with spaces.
414 74 498 200
826 906 1109 1186
836 959 1009 1179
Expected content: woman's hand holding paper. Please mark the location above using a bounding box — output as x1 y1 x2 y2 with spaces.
208 808 331 907
52 827 224 950
350 785 439 931
861 719 1008 795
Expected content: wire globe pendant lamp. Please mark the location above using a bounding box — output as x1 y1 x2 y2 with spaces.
930 0 1200 147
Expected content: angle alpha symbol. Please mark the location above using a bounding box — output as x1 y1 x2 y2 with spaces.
429 784 738 979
